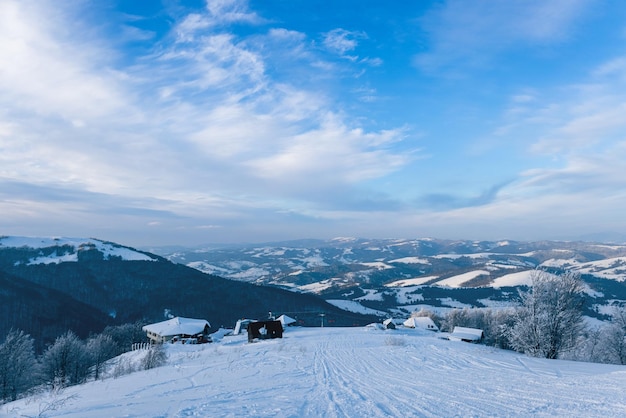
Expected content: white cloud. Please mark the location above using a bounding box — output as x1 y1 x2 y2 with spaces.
592 56 626 79
174 33 266 92
524 78 626 156
175 0 264 42
246 113 409 185
0 1 129 122
268 28 306 43
176 14 212 42
415 0 593 71
322 28 369 61
0 0 414 245
205 0 264 25
4 0 620 246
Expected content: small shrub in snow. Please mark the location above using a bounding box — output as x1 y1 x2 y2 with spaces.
384 336 407 347
34 393 79 418
141 344 168 370
112 358 136 379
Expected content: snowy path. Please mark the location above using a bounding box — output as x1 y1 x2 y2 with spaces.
4 327 626 417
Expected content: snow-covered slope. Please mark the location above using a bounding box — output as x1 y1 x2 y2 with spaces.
5 327 626 417
0 236 158 264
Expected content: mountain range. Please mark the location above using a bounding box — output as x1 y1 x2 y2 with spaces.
3 235 625 350
154 238 626 321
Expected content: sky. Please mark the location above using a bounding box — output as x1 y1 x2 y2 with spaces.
1 0 626 247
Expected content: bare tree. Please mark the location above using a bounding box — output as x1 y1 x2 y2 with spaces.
0 329 40 402
508 270 586 359
86 334 117 380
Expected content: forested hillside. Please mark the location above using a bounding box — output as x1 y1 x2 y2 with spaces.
0 237 377 350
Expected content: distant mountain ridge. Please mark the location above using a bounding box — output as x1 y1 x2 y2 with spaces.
0 236 160 264
156 238 626 320
0 236 378 350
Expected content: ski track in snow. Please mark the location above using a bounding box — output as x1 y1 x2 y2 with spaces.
4 328 626 417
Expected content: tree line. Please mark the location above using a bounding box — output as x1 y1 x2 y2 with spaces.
0 322 166 404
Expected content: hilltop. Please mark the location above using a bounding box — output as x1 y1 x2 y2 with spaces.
4 326 626 417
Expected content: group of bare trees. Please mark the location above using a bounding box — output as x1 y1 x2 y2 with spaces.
0 322 153 404
574 307 626 364
432 270 626 364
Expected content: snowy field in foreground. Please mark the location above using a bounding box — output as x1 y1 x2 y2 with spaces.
4 327 626 417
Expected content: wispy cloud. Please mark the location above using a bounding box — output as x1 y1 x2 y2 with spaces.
175 0 265 42
322 28 365 58
0 2 129 123
500 55 626 157
414 0 594 71
416 182 510 211
320 27 381 69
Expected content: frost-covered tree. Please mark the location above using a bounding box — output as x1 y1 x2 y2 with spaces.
41 331 91 388
86 334 118 380
102 321 145 356
597 307 626 364
443 308 515 349
570 326 605 363
0 329 40 402
508 270 586 359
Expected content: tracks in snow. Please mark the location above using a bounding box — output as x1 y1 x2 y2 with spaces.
8 328 626 417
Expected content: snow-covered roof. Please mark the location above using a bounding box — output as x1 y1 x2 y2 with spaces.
403 317 439 330
277 314 296 326
450 326 484 341
142 317 210 337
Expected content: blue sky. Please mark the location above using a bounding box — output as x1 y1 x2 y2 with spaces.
1 0 626 246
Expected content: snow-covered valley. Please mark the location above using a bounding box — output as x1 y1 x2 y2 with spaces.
5 327 626 417
158 238 626 322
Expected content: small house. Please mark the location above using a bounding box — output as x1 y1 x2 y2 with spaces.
383 318 396 329
142 317 211 344
247 320 283 343
449 326 484 343
403 316 439 332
